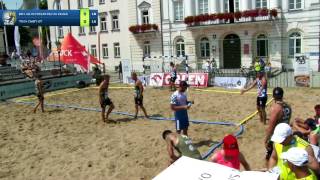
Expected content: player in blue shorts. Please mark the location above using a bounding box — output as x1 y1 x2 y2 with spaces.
170 81 192 136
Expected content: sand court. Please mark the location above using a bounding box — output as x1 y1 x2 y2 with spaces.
1 86 319 179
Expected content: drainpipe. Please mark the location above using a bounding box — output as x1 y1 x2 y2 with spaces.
160 0 164 56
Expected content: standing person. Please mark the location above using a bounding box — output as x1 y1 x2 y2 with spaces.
169 62 177 91
280 147 317 180
33 75 45 113
264 87 292 160
209 134 250 171
132 72 148 118
99 75 115 123
118 61 122 81
268 123 319 179
170 81 192 136
314 104 320 124
162 130 202 164
240 69 268 124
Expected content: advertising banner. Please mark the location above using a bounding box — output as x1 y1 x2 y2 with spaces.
293 55 310 87
212 77 247 89
163 73 209 87
154 156 278 180
150 73 164 87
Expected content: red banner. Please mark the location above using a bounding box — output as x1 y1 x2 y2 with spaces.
162 73 209 87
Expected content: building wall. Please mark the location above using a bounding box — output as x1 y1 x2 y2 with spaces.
162 0 320 71
48 0 131 71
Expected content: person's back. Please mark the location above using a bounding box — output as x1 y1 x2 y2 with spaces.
174 134 202 160
214 150 240 170
276 101 292 124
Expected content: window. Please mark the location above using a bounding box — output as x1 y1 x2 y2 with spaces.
88 0 93 6
142 11 149 24
58 26 63 38
111 0 117 2
289 0 302 10
256 34 268 57
198 0 208 14
174 1 184 21
112 14 119 30
100 16 107 31
143 41 151 57
224 0 240 12
114 43 120 58
77 0 83 8
176 39 185 57
79 27 85 34
90 26 96 33
200 37 210 58
102 44 108 58
56 0 61 10
256 0 267 8
91 45 97 57
99 0 105 4
289 32 301 56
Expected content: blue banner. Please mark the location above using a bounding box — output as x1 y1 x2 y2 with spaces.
0 9 98 26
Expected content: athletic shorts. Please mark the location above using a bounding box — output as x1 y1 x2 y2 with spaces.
36 93 44 100
265 141 273 160
134 96 143 106
257 96 267 108
170 77 177 83
101 98 113 108
175 110 189 131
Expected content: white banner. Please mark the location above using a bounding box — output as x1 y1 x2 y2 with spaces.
122 59 132 84
153 156 278 180
213 77 247 89
293 55 310 76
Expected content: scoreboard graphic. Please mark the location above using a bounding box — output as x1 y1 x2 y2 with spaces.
0 9 98 26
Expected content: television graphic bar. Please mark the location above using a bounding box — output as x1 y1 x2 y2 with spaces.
0 9 98 26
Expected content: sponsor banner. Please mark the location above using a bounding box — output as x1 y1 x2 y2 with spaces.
150 73 164 87
212 77 247 89
154 156 279 180
0 74 91 100
293 55 310 87
162 73 209 87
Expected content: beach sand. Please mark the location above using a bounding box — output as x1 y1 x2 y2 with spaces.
1 86 319 179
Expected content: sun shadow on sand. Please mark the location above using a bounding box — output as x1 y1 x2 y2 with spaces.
47 109 64 113
193 140 219 148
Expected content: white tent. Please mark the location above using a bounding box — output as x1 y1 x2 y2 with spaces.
153 156 279 180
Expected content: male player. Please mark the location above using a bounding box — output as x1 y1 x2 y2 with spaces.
132 72 148 118
169 62 177 91
99 74 115 123
241 66 268 124
33 75 45 113
171 81 192 136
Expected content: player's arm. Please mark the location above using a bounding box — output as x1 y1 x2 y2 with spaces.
239 152 251 171
241 80 257 94
98 85 103 104
268 145 278 169
166 136 179 163
305 145 320 172
309 133 318 146
138 81 144 95
209 152 218 162
264 106 280 148
292 118 311 135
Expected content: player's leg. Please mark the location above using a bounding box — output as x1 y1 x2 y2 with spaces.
106 101 115 121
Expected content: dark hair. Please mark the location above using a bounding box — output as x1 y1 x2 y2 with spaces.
305 118 317 130
170 62 174 66
273 87 284 100
162 130 172 140
315 104 320 110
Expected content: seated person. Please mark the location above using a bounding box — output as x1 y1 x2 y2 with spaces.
162 130 202 164
281 147 317 180
292 118 320 146
315 104 320 124
209 134 250 170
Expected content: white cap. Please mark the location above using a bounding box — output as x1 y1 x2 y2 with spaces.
271 123 293 143
281 147 309 166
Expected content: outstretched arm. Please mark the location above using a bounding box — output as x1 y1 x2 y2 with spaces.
241 80 257 94
239 152 251 171
166 137 179 163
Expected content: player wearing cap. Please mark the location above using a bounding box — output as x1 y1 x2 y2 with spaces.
170 81 192 136
99 74 115 123
265 87 292 160
241 64 268 125
268 123 319 179
169 62 177 91
209 134 250 170
281 147 317 180
132 72 149 119
162 130 202 164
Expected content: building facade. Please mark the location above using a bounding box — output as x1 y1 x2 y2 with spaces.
48 0 131 71
162 0 320 71
0 28 4 53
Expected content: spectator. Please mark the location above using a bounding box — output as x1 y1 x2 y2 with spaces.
314 104 320 124
292 118 320 146
210 134 250 170
92 64 102 86
281 147 317 180
119 61 122 80
268 123 319 179
0 53 8 66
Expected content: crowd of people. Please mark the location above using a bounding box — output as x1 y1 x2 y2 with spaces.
20 59 41 78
